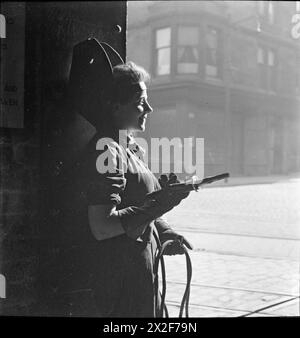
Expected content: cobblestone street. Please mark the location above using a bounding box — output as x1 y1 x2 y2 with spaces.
164 251 299 317
160 178 300 317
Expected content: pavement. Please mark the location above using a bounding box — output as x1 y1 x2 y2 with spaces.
203 173 300 188
158 175 300 317
163 251 299 317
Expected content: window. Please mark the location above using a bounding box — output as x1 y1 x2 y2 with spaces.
257 1 274 25
268 2 274 25
155 27 171 75
257 47 268 89
257 46 277 91
258 1 265 16
205 26 221 78
257 47 264 64
281 51 297 95
177 26 199 74
268 49 277 91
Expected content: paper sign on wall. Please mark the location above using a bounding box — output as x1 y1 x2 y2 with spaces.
0 2 25 128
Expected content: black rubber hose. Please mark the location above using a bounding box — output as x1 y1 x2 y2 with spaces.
153 235 192 318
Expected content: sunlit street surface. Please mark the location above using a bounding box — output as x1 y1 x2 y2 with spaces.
162 177 300 317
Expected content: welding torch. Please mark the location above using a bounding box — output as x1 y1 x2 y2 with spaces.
146 172 230 200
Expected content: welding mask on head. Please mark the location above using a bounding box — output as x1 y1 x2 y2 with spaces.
67 38 125 128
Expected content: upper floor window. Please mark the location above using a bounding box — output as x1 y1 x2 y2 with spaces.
154 24 223 79
155 27 171 75
177 26 199 74
268 49 277 92
280 50 298 95
205 26 222 78
257 46 277 91
258 1 274 25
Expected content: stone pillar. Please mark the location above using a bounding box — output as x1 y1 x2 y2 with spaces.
0 1 127 316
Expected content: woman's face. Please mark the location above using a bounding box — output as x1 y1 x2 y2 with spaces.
112 88 153 132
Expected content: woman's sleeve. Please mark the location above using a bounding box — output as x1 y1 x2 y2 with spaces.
154 216 173 234
86 142 127 206
85 142 168 241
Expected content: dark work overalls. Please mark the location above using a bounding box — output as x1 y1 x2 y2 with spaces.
65 130 170 317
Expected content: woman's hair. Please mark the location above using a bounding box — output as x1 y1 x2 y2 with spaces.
108 61 151 104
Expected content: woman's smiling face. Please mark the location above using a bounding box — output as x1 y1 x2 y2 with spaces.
112 87 153 132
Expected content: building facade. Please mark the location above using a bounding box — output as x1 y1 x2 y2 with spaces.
127 1 300 177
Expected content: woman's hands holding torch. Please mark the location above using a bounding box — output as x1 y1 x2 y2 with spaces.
153 173 190 210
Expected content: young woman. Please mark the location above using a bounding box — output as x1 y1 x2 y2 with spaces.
67 39 193 317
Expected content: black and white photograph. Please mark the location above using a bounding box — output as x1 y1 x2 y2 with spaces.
0 0 299 327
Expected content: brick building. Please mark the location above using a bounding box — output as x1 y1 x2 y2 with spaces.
127 1 300 177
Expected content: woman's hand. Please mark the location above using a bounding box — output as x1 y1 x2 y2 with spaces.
159 172 180 187
154 173 190 210
139 173 191 224
159 228 193 256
